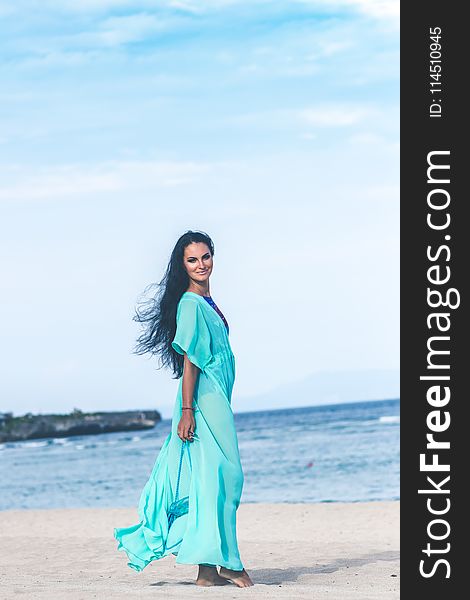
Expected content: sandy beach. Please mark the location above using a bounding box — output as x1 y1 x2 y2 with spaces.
0 501 399 599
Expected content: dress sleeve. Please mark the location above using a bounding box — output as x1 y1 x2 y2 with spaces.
171 298 213 373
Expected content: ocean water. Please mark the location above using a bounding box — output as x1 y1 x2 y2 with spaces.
0 398 399 511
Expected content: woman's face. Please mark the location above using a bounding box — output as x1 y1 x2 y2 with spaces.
183 242 213 285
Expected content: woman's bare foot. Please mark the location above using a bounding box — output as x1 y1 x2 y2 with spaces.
196 564 230 586
218 567 254 587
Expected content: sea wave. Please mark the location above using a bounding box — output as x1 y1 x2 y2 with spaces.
20 440 51 448
379 416 400 424
0 399 399 509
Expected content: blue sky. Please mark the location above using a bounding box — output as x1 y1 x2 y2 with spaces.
0 1 399 418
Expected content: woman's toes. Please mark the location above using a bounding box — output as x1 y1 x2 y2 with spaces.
218 567 254 587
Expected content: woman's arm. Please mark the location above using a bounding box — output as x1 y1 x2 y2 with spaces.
182 352 199 409
177 353 198 442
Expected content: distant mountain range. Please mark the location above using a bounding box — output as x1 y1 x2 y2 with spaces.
235 368 399 413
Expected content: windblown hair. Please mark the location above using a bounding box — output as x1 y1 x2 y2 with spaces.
133 230 215 379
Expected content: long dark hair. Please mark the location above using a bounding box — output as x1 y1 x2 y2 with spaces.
133 230 215 379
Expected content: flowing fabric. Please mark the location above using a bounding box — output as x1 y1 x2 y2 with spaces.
113 291 244 572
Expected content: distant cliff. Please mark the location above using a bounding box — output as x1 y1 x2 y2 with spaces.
0 408 162 443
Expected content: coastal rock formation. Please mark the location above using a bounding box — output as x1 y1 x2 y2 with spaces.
0 409 161 443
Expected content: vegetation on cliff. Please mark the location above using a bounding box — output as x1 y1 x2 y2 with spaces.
0 408 161 443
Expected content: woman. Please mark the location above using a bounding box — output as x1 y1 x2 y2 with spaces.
113 230 254 588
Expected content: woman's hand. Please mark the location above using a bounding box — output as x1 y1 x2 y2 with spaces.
178 410 196 442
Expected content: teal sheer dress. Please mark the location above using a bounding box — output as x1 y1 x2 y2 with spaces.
113 291 245 572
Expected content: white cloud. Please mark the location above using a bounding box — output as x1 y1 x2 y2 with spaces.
0 160 217 202
306 40 354 59
165 0 401 21
69 13 177 48
347 132 384 145
228 103 377 130
0 167 119 201
28 1 144 13
300 105 372 126
299 132 317 140
2 0 400 19
96 13 163 45
295 0 399 20
348 0 399 19
15 51 98 69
